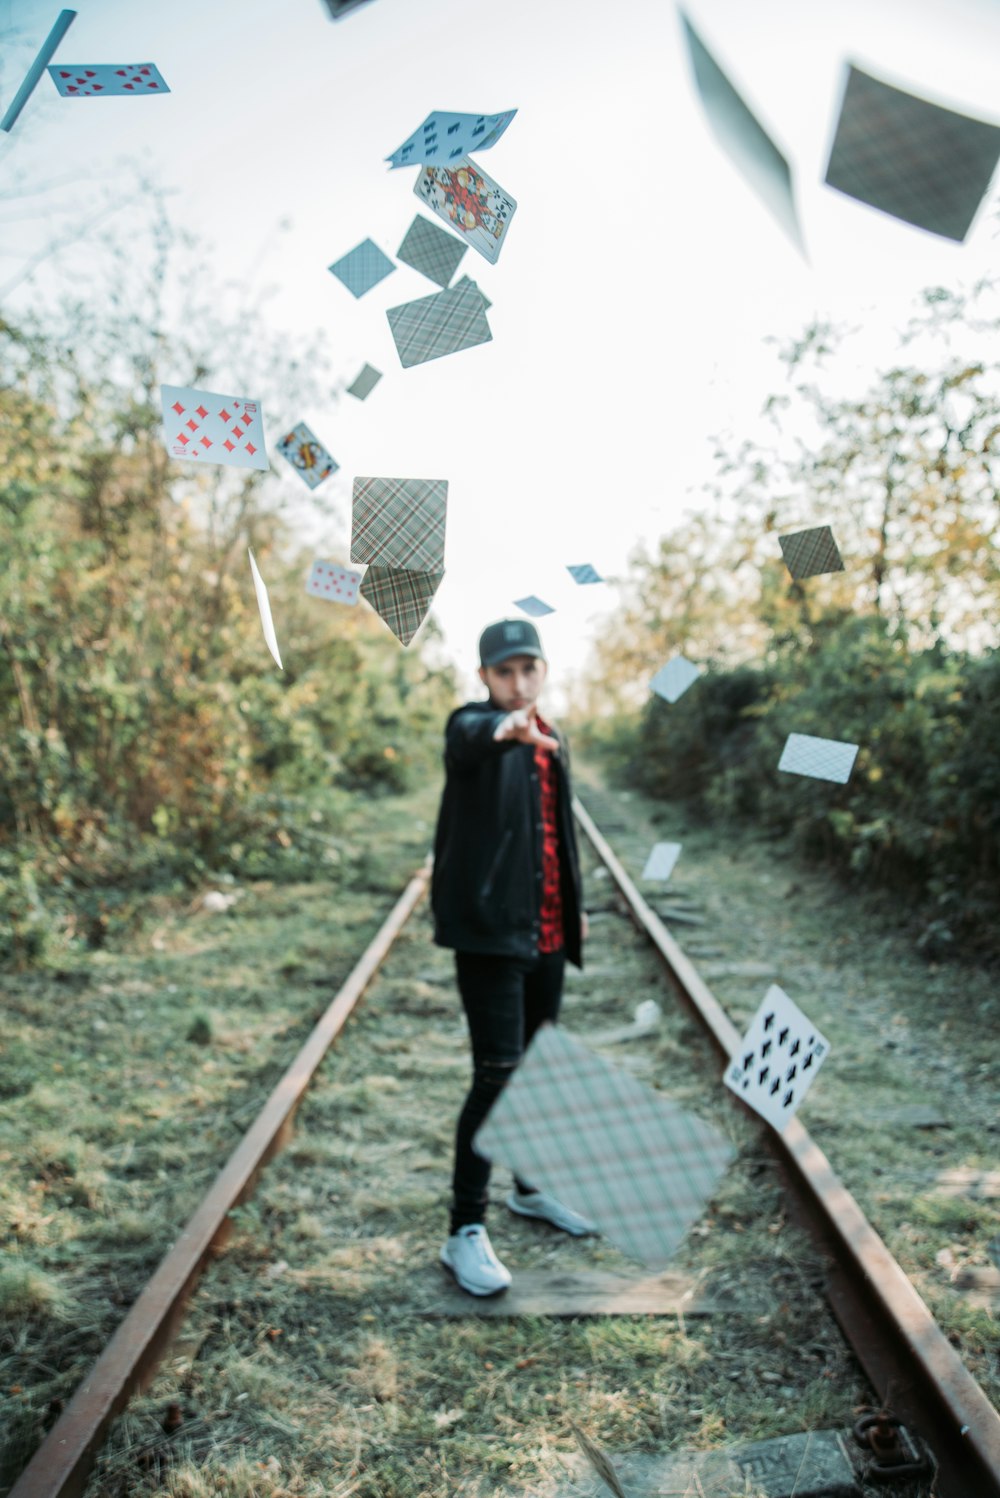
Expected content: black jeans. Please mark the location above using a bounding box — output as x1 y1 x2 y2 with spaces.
450 948 565 1233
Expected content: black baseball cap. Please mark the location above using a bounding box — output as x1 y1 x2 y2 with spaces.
478 618 546 668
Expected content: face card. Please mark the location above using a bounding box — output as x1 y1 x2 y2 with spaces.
160 385 268 471
328 238 395 299
248 549 282 670
350 476 447 572
514 596 554 618
360 565 444 646
413 155 516 265
642 842 682 882
724 985 830 1133
649 655 701 704
778 525 844 580
346 363 382 400
386 277 492 368
386 109 517 169
1 9 77 134
47 62 170 97
276 421 338 490
680 12 803 253
475 1024 733 1269
305 559 361 605
825 64 1000 243
396 213 467 288
778 732 858 784
567 563 602 585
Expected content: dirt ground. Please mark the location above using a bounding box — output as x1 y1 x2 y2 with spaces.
1 766 996 1498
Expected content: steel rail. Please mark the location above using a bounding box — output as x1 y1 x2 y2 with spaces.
10 858 432 1498
573 794 1000 1498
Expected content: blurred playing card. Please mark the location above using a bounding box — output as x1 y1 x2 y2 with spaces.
778 525 844 579
475 1024 733 1269
680 12 803 252
305 559 361 605
248 549 282 670
397 213 467 288
724 985 829 1133
48 62 169 96
346 363 382 400
778 732 858 784
351 476 447 571
386 108 517 169
825 64 1000 242
642 842 682 881
514 596 554 618
328 238 395 298
567 563 602 585
277 421 338 490
570 1425 629 1498
649 655 701 703
321 0 375 15
160 385 268 471
360 564 443 646
414 155 516 264
386 278 492 368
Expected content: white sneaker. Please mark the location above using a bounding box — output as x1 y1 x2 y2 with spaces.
507 1186 597 1237
440 1224 512 1296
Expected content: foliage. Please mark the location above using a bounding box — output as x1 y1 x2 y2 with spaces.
577 280 1000 957
0 218 456 967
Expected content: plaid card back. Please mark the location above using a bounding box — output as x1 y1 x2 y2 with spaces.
475 1025 733 1269
825 65 1000 242
360 565 443 646
778 732 858 785
567 563 602 585
386 278 492 368
397 213 467 288
649 655 701 704
328 238 395 298
777 525 844 580
350 476 447 571
681 12 803 252
514 596 554 618
346 363 382 400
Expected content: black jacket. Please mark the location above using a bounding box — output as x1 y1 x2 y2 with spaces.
431 700 584 967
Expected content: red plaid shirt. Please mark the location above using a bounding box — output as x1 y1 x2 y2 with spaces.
534 715 564 953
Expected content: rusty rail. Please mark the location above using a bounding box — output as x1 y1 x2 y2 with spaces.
10 858 432 1498
573 794 1000 1498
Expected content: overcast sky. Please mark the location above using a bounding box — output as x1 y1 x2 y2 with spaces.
3 0 1000 697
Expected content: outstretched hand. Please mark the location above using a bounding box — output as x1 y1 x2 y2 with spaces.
493 703 559 752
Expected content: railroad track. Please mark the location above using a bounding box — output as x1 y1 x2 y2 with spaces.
7 799 1000 1498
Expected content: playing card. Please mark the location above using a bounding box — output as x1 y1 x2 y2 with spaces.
413 155 516 264
641 842 682 881
1 9 77 134
514 596 554 618
649 655 701 704
328 238 395 299
680 12 803 252
305 559 361 605
386 108 517 169
346 363 382 400
47 62 170 97
386 278 492 368
321 0 375 15
248 549 282 670
397 213 467 288
778 525 844 580
567 563 602 585
350 476 447 572
778 732 858 785
825 64 1000 242
724 985 830 1133
475 1024 733 1269
454 274 491 309
160 385 268 471
360 565 444 646
276 421 338 490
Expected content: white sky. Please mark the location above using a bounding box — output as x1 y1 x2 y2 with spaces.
3 0 1000 698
